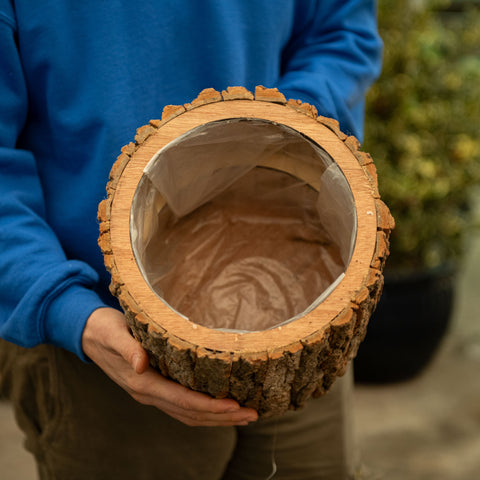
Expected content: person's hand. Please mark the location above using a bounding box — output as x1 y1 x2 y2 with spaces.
82 307 258 427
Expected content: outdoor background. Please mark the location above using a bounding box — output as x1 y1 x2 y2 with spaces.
1 0 479 478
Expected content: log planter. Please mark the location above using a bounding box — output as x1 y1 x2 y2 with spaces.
98 86 394 417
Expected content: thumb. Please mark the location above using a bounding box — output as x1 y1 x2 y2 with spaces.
113 322 150 374
88 307 150 375
129 347 150 374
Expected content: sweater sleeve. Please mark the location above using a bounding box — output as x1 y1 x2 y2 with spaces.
0 13 106 361
278 0 383 141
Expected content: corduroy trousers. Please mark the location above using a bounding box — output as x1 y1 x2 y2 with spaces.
0 339 357 480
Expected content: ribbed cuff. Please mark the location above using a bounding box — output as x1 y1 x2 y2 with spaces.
44 283 108 362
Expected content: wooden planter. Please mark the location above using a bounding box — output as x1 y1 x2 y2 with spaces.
98 86 394 417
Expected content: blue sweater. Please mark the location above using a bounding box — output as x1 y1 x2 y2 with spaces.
0 0 382 360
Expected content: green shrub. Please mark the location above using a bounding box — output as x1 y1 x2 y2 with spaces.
364 0 480 271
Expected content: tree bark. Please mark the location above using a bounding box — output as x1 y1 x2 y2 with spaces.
98 86 394 417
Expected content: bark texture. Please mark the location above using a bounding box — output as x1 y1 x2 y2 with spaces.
98 86 394 417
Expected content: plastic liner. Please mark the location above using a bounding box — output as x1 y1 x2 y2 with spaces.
130 119 357 332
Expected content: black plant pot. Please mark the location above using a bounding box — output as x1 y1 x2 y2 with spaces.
354 265 456 384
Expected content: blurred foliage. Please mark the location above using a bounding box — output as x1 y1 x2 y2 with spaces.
364 0 480 271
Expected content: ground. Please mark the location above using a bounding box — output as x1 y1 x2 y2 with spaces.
354 231 480 480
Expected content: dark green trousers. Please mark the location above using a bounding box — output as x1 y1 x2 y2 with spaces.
0 339 356 479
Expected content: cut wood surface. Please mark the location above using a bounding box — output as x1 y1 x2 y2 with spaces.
98 86 394 416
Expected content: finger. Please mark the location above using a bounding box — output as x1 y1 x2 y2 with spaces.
135 371 258 426
131 351 150 374
152 396 258 427
84 309 259 427
114 331 150 375
93 309 149 374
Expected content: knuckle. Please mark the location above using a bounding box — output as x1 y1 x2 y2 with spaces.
129 391 147 405
208 400 227 414
173 394 194 412
124 379 150 406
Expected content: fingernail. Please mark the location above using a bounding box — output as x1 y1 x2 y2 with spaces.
132 354 141 372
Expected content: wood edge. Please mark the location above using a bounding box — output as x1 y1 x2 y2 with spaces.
286 98 318 119
134 124 158 145
254 85 287 104
362 162 380 198
117 288 141 319
221 86 254 101
354 150 374 166
184 87 223 110
375 198 396 232
317 116 347 140
371 230 391 270
106 146 134 196
344 135 361 153
108 267 125 298
161 104 187 123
